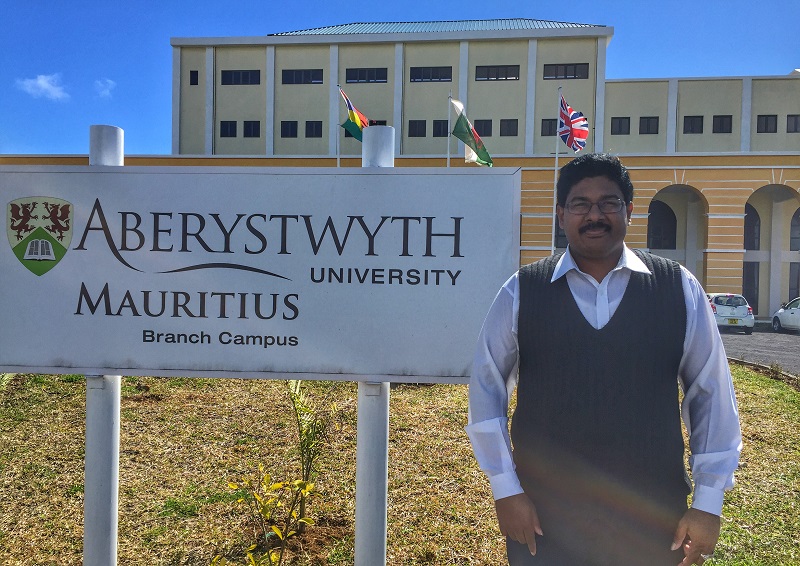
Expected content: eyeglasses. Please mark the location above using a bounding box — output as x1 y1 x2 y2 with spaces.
563 198 625 215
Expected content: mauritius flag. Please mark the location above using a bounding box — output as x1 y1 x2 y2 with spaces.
450 98 493 167
339 87 369 142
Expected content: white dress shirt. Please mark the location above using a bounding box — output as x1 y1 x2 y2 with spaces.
465 245 742 516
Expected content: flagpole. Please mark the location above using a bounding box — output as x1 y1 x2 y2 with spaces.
336 84 341 168
552 86 562 255
447 91 452 167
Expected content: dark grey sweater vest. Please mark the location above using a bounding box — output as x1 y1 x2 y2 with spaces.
512 251 690 511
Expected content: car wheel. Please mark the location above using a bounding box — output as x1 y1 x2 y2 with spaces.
772 317 783 332
744 327 753 335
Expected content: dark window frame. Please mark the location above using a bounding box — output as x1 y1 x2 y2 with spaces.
541 118 557 137
543 63 589 80
647 200 677 250
345 67 388 84
280 120 298 138
243 120 260 138
281 69 323 85
683 115 704 134
791 208 800 251
409 66 452 82
220 121 237 138
788 114 800 133
639 116 659 135
221 70 261 85
712 114 733 134
305 120 323 138
610 116 631 136
757 114 778 133
189 70 199 85
408 119 427 137
474 119 492 137
432 119 449 137
744 203 761 250
475 65 520 81
499 119 518 137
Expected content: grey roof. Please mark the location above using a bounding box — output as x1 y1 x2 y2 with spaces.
270 19 607 36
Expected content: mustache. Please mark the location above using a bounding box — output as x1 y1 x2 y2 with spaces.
579 221 611 234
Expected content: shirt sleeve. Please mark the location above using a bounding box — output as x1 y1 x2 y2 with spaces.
678 267 743 516
465 274 524 500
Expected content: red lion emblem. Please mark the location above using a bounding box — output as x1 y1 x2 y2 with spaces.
9 202 39 241
42 201 71 241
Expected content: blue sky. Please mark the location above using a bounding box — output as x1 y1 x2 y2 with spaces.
1 0 797 155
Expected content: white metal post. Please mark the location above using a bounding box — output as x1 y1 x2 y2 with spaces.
84 124 123 566
354 126 394 566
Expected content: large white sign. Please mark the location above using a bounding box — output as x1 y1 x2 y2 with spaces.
0 166 520 383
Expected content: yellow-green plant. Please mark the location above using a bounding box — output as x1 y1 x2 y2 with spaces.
226 466 317 565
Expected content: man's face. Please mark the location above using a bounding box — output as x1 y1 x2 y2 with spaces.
556 175 633 266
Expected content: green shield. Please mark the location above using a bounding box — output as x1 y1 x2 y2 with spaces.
6 197 74 276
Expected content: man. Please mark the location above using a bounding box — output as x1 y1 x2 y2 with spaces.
466 153 742 566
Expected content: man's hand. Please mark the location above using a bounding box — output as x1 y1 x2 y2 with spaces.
495 493 543 556
671 508 720 565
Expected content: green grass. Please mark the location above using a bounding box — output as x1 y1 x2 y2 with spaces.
0 367 797 564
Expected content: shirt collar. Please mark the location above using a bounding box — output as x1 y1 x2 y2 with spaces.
551 244 652 282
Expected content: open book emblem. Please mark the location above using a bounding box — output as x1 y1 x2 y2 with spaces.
6 197 73 276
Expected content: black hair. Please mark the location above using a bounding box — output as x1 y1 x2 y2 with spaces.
556 153 634 206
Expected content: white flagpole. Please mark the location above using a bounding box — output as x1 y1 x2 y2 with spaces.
336 84 341 168
447 90 452 167
552 86 562 255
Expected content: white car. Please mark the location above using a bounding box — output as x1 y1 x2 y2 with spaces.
772 297 800 332
707 293 755 334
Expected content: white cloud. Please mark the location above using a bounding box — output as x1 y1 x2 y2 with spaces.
94 78 117 99
15 73 69 101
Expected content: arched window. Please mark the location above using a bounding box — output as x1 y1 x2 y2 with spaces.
791 207 800 251
647 200 677 250
744 203 761 250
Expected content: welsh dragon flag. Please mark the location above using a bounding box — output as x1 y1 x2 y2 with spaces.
450 99 493 167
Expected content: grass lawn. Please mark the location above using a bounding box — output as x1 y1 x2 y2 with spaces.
0 365 798 565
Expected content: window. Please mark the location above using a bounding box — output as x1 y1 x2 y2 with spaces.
743 262 759 315
189 70 198 85
433 119 449 137
554 219 568 249
744 203 760 250
712 115 733 133
639 116 659 134
500 119 518 137
543 63 589 80
282 69 323 85
305 121 322 138
475 65 520 81
757 114 777 133
221 70 261 85
787 115 800 133
346 68 388 83
281 121 298 138
647 200 677 250
408 120 426 137
220 121 237 138
791 263 800 301
683 115 704 134
610 117 630 136
243 121 260 138
474 119 492 137
409 66 452 82
541 119 557 137
791 208 800 251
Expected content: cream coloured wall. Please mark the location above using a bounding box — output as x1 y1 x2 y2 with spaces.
465 40 529 156
179 47 207 155
751 78 800 152
273 45 330 155
338 44 397 156
534 38 598 155
214 47 267 155
676 79 742 153
604 81 669 154
402 42 460 155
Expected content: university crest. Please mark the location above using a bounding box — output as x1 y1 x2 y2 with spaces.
6 197 73 276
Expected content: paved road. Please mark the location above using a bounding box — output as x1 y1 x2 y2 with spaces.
719 323 800 376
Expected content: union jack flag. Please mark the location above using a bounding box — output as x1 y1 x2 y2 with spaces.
558 94 589 152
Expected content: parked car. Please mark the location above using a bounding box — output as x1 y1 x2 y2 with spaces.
707 293 755 334
772 297 800 332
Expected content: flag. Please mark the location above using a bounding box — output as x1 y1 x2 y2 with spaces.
558 94 589 152
339 87 369 142
450 99 493 167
